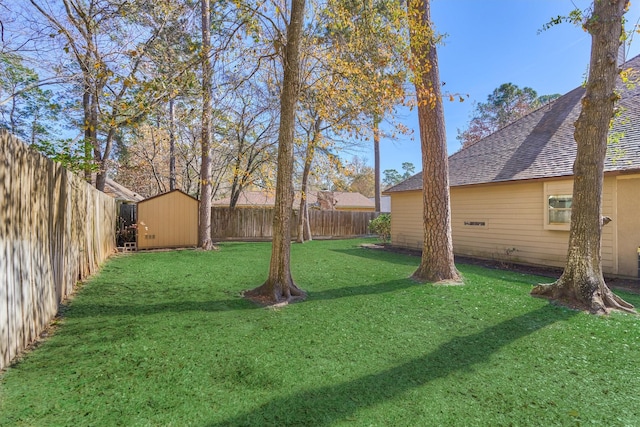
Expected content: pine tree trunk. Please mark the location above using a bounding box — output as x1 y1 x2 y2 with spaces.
373 116 381 212
198 0 215 250
532 0 633 314
245 0 306 305
408 0 460 284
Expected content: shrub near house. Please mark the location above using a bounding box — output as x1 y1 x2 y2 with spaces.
369 214 391 243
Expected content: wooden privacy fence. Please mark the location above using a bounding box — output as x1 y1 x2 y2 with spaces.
211 207 379 240
0 131 117 370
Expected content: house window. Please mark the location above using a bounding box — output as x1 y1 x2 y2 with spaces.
543 182 573 231
548 195 572 225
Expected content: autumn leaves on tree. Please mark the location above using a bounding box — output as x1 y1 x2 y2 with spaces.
11 0 636 312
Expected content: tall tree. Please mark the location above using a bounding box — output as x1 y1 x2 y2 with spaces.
29 0 193 190
226 83 279 208
532 0 634 314
373 115 381 211
322 0 408 209
296 114 321 243
382 168 402 188
0 53 62 146
408 0 460 283
168 98 177 190
457 83 560 148
382 161 415 188
198 0 216 250
245 0 306 304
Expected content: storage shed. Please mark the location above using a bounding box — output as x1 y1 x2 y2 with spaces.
137 189 199 249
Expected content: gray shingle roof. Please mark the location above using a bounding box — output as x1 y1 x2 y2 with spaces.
385 54 640 193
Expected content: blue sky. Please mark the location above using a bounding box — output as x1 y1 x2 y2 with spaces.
358 0 640 174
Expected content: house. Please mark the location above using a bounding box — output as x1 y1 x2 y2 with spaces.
213 190 375 212
384 54 640 278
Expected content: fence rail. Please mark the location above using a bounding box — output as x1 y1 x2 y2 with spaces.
211 207 378 241
0 131 117 370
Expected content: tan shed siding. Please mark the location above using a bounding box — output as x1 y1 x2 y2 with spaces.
390 191 423 250
615 175 640 278
137 191 199 249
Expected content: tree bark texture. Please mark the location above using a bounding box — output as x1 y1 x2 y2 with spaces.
532 0 634 314
297 118 320 243
198 0 215 250
169 99 177 191
82 88 93 183
408 0 460 283
373 116 381 212
245 0 306 304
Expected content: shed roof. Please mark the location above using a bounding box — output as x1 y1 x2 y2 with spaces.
138 189 199 205
385 54 640 193
90 174 144 203
104 178 145 203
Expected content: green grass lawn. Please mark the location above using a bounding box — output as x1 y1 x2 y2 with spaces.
1 238 640 426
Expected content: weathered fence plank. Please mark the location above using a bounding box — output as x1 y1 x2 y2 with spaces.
210 207 378 241
0 131 117 370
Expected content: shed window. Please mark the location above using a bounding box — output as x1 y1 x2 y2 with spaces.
548 195 572 225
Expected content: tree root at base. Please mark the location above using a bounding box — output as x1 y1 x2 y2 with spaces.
411 269 462 285
532 282 636 315
243 281 307 307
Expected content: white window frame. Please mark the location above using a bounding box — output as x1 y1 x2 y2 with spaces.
543 181 573 231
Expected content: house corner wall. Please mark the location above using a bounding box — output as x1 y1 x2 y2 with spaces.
615 175 640 278
389 191 423 251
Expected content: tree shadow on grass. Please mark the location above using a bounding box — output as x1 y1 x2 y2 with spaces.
208 304 577 426
67 278 418 317
330 248 420 266
308 279 419 301
66 297 258 318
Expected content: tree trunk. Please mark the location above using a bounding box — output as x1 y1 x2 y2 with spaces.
198 0 216 250
228 140 245 208
169 98 176 191
91 91 106 191
373 115 381 212
82 88 93 183
96 118 117 193
409 0 460 284
245 0 306 305
532 0 634 314
297 118 321 243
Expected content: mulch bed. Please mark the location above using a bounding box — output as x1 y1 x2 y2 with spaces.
362 243 640 295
